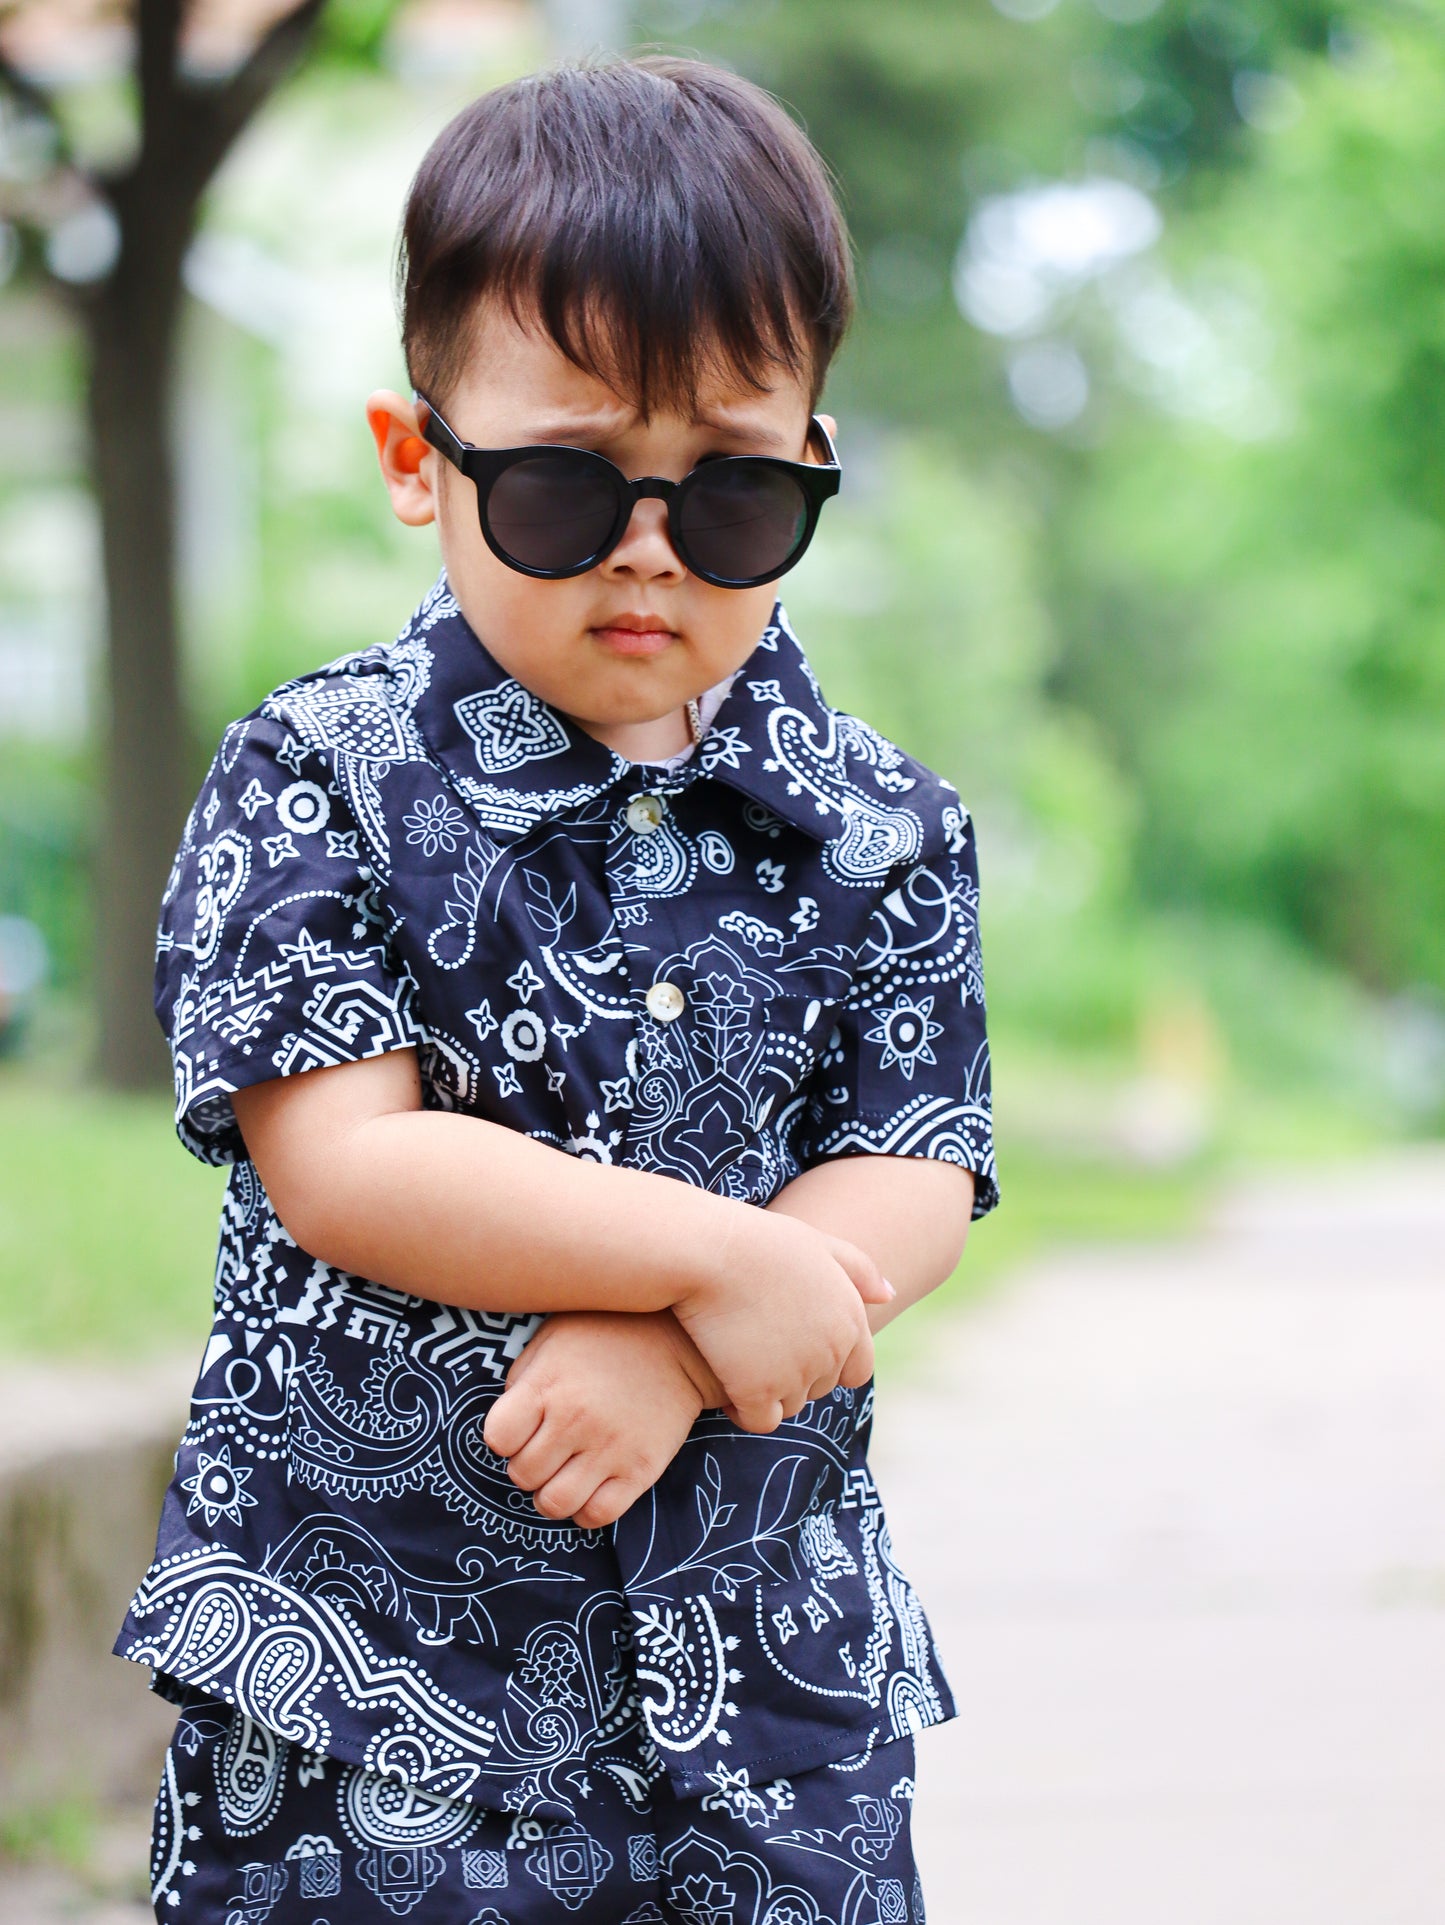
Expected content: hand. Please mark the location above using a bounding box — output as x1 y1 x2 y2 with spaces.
481 1311 724 1529
674 1208 892 1434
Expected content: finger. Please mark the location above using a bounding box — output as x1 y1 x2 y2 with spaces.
574 1476 642 1531
482 1381 545 1460
805 1373 837 1404
779 1384 811 1420
826 1235 894 1305
729 1397 785 1435
836 1332 876 1390
502 1420 579 1493
532 1456 603 1522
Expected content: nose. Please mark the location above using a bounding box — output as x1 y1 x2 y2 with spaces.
599 494 687 584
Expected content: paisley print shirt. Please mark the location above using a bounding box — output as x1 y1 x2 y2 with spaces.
114 575 997 1822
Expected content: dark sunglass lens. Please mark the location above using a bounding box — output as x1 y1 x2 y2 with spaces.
676 464 810 583
484 453 619 573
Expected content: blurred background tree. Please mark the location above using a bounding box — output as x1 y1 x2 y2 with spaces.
1 0 1443 1354
0 0 346 1087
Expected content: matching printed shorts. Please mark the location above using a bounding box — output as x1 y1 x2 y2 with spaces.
151 1691 924 1925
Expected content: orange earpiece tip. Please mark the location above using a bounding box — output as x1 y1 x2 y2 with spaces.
397 435 428 473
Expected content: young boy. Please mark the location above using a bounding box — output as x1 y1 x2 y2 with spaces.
118 55 996 1925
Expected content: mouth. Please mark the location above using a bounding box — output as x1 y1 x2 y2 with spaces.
588 614 679 658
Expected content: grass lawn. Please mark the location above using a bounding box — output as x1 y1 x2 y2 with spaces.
0 1063 1204 1366
0 1072 223 1360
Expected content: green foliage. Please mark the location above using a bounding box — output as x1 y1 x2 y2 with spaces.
634 0 1349 439
316 0 403 64
1059 0 1343 179
635 0 1066 436
1058 12 1445 996
0 747 91 999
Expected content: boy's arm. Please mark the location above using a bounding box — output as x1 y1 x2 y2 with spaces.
483 1308 725 1529
489 1155 975 1528
231 1047 891 1432
765 1155 976 1329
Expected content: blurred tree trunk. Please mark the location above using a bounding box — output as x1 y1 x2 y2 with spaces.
2 0 329 1087
83 138 192 1090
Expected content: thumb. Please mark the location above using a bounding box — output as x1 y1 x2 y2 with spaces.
824 1234 895 1305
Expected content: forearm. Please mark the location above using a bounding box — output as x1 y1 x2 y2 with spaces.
766 1155 975 1332
236 1060 737 1317
325 1113 740 1312
236 1051 889 1429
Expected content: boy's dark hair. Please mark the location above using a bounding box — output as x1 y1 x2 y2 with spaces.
399 56 853 417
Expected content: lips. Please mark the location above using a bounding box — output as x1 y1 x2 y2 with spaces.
590 615 679 657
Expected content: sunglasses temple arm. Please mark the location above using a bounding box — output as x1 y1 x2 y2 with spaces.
414 393 468 471
808 414 840 469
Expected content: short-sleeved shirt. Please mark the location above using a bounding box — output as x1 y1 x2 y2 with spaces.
114 575 997 1821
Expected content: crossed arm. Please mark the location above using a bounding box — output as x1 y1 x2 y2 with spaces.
233 1045 974 1528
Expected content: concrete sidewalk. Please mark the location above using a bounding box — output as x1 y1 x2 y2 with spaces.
3 1149 1442 1921
876 1148 1445 1925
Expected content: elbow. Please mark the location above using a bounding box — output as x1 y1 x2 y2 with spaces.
935 1171 977 1282
266 1175 348 1268
255 1147 371 1273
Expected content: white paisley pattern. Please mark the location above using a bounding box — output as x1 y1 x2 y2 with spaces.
117 574 995 1825
155 1687 925 1924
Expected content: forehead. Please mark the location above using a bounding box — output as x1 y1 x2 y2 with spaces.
445 296 813 444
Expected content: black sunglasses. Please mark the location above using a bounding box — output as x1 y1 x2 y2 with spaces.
416 394 841 590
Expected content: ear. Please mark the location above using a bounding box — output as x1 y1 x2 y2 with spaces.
818 413 837 443
367 389 437 527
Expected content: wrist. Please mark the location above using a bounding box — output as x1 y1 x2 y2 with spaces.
654 1309 727 1410
668 1190 759 1314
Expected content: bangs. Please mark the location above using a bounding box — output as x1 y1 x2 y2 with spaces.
400 57 853 418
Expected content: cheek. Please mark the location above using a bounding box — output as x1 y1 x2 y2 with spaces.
433 481 497 598
437 496 581 661
694 581 780 671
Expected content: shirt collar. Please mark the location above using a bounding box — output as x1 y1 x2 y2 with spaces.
405 576 857 846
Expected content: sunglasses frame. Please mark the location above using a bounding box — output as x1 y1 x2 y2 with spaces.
415 392 841 589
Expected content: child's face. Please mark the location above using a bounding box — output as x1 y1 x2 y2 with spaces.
368 300 833 751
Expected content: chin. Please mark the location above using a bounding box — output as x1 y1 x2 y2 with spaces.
577 668 690 719
579 696 682 728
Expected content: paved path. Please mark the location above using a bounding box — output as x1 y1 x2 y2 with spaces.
4 1149 1442 1921
874 1147 1445 1925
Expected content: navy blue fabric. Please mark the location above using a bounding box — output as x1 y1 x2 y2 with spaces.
153 1687 923 1924
115 575 995 1818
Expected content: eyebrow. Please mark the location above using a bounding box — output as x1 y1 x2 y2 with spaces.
694 414 796 450
518 414 630 445
522 412 797 453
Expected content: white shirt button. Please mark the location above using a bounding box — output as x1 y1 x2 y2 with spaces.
645 980 686 1022
626 793 665 835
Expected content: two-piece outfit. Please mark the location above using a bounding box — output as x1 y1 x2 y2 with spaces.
115 577 997 1924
